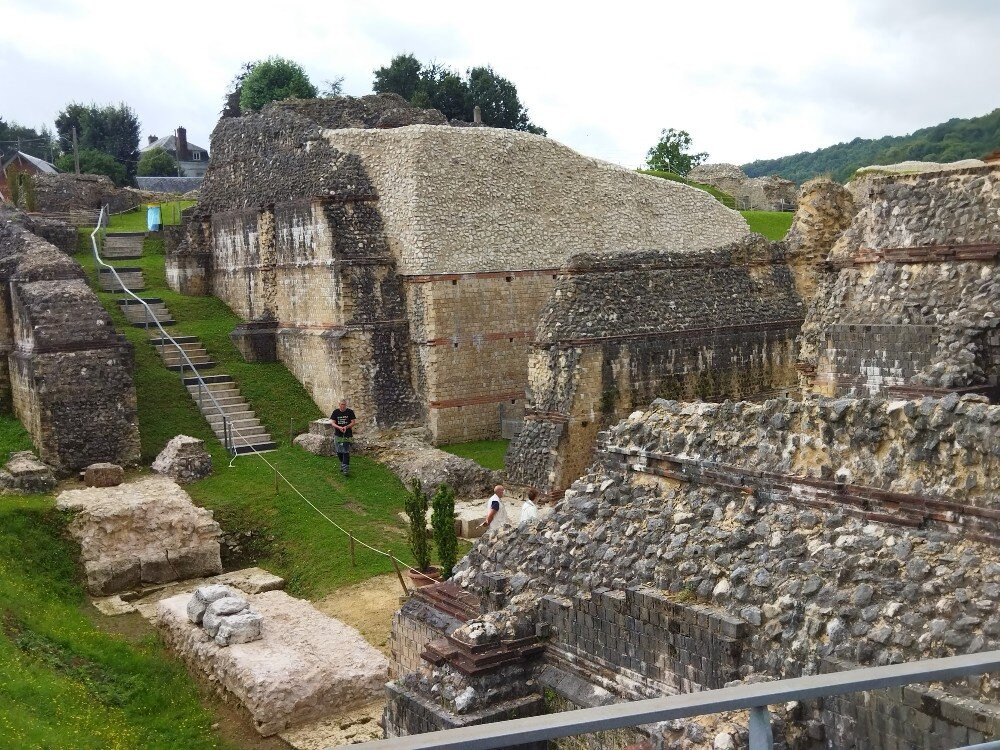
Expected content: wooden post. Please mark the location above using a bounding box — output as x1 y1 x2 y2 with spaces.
350 535 356 567
72 126 80 174
274 466 279 494
390 556 408 595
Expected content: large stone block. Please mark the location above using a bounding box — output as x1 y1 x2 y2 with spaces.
152 435 212 483
84 462 124 487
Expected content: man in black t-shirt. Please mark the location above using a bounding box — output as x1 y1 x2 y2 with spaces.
330 399 357 476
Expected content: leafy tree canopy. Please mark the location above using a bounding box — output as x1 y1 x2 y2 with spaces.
55 147 126 186
54 103 140 179
645 128 708 176
742 107 1000 183
136 147 178 177
239 57 317 114
0 119 56 162
373 54 545 134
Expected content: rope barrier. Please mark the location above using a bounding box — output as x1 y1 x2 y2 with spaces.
91 207 440 593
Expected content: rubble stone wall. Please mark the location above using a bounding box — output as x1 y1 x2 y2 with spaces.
0 215 140 471
800 165 1000 397
447 395 1000 747
194 97 750 442
688 163 798 211
506 236 805 495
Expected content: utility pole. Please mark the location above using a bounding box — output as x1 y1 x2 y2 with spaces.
72 126 80 174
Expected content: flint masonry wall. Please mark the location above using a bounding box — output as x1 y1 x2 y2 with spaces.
447 395 1000 748
506 235 805 496
799 165 1000 399
0 214 140 471
192 96 750 442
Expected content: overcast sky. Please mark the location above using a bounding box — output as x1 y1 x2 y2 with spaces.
2 0 998 168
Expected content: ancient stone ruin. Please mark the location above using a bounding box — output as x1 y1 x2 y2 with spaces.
170 93 749 445
689 163 798 211
382 162 1000 748
0 207 140 472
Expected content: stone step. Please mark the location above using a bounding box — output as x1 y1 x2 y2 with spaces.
98 267 145 292
149 335 200 346
103 232 145 260
215 424 269 440
165 361 217 372
160 347 210 362
190 392 246 407
205 410 256 424
182 374 233 386
233 442 277 455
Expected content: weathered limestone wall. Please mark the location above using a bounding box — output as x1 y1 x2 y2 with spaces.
443 394 1000 748
0 215 140 471
689 163 798 211
799 165 1000 398
506 235 805 495
194 97 750 442
32 173 135 224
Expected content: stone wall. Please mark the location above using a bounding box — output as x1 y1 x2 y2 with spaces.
506 235 805 496
688 163 798 211
799 164 1000 398
192 95 750 443
440 394 1000 747
32 173 135 224
0 214 140 471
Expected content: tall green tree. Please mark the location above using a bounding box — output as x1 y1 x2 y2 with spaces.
54 103 140 180
54 147 126 186
137 147 178 177
239 57 317 113
373 54 423 102
645 128 708 176
372 55 545 134
0 119 56 162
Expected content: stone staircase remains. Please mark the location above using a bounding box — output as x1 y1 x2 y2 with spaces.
183 375 276 454
103 232 145 259
118 298 175 328
99 266 145 292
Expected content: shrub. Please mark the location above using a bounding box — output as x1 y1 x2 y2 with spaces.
137 147 178 177
403 479 431 571
20 173 36 211
8 172 22 207
54 148 126 186
431 483 458 579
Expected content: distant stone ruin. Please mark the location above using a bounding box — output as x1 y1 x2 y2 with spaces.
31 173 135 226
0 207 140 472
172 94 749 444
688 163 798 211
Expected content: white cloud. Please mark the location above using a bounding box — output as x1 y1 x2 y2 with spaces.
1 0 997 168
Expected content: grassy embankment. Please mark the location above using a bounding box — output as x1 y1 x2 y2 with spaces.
0 417 228 748
639 169 794 240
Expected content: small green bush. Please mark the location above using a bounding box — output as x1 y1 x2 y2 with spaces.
431 483 458 579
404 479 431 571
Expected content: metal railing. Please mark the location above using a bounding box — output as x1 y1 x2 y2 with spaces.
90 205 235 455
352 649 1000 750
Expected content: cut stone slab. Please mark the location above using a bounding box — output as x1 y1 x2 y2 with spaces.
151 435 212 483
280 698 386 749
84 462 125 487
91 595 137 616
56 476 222 595
156 589 389 736
0 451 56 493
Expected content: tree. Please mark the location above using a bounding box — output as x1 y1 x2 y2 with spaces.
239 57 317 113
373 54 423 102
431 484 458 579
137 147 178 177
0 119 56 162
222 61 255 118
55 147 126 186
466 66 544 134
372 55 545 133
320 77 345 98
54 102 140 180
645 129 708 176
403 479 431 572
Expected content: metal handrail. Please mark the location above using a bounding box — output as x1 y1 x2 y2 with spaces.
90 205 235 455
352 649 1000 750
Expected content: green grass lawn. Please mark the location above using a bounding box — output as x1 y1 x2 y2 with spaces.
0 481 227 748
75 228 419 599
108 201 195 231
440 439 509 472
741 210 795 241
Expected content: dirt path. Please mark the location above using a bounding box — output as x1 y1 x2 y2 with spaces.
313 573 405 653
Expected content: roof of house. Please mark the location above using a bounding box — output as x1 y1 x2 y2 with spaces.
2 150 59 174
142 134 209 157
134 176 203 193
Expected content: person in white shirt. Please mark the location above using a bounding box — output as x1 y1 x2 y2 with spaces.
481 485 508 531
519 487 539 525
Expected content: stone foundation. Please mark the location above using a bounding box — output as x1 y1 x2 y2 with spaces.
156 588 389 736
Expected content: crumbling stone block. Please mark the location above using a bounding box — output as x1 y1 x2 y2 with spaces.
203 595 250 637
0 450 56 493
84 462 124 487
152 435 212 483
187 584 237 624
215 609 263 646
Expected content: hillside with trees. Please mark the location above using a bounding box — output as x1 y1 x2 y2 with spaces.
743 107 1000 183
